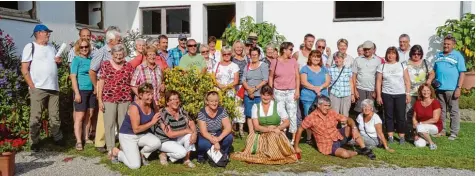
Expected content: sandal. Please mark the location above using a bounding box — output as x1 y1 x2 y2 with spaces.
159 153 168 166
109 148 120 164
75 143 83 151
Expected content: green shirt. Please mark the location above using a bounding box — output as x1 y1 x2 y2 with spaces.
178 54 207 71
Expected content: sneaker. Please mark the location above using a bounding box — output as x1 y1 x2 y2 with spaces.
141 155 150 166
429 143 437 150
96 147 108 153
399 138 405 145
388 136 394 143
30 143 40 152
448 134 457 141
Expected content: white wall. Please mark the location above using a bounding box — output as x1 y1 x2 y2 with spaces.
0 1 131 56
262 1 462 61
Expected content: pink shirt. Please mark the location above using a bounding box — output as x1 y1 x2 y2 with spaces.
270 58 298 90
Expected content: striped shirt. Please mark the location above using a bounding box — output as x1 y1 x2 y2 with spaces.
153 107 191 142
197 107 228 134
328 66 353 97
130 64 162 103
90 45 112 72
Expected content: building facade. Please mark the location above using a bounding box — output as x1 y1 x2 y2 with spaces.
1 1 474 60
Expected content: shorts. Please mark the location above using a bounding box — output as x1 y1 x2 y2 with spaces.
330 128 350 156
74 90 97 111
244 95 261 118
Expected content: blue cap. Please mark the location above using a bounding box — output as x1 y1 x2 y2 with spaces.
178 34 187 40
31 24 53 37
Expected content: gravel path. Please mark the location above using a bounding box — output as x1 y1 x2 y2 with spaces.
14 151 120 176
264 167 474 176
13 151 474 176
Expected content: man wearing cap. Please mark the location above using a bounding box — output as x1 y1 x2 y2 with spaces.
178 39 207 72
248 32 265 59
351 41 382 113
433 34 466 140
88 27 122 153
21 24 64 152
167 34 188 68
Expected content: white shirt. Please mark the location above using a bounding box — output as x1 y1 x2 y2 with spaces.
398 47 411 63
21 42 59 91
377 62 407 95
214 62 240 97
210 50 221 64
356 113 382 138
251 100 288 120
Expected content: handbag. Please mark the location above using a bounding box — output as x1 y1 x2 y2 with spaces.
207 145 230 167
423 60 441 88
237 63 250 99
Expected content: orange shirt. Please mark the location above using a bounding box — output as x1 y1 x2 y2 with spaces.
301 109 347 155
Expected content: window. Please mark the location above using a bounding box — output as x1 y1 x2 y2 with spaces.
75 1 104 29
334 1 384 21
0 1 37 21
142 6 190 36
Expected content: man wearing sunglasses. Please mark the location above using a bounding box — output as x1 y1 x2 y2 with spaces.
167 34 188 68
397 34 411 63
315 38 331 67
178 39 207 72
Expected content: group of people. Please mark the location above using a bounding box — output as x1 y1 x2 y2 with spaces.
20 22 466 169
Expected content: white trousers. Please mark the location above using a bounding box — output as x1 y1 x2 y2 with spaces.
274 89 297 133
416 124 438 135
159 133 196 162
118 133 162 169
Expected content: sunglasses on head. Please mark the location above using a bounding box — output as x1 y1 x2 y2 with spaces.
187 44 197 47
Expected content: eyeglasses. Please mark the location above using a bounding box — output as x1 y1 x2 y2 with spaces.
180 39 187 41
80 46 89 49
223 53 231 56
187 44 197 47
317 46 325 49
412 53 422 56
201 50 209 54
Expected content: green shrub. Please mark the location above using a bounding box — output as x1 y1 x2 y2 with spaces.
459 88 475 109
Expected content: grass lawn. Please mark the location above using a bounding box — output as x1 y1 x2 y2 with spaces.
41 122 474 175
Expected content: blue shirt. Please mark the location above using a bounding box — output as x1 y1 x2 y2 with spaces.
167 46 187 68
70 56 93 90
433 50 466 91
300 65 329 102
328 66 353 97
120 102 154 135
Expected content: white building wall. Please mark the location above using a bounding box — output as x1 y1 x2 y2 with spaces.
262 1 462 61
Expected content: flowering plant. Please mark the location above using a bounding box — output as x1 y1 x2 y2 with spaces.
0 138 27 153
91 34 105 49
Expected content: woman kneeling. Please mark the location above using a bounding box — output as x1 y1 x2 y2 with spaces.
413 84 442 150
231 85 298 164
154 90 197 168
111 83 162 169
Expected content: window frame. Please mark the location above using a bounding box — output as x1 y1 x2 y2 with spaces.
0 1 39 23
75 1 104 30
141 6 191 37
333 1 384 22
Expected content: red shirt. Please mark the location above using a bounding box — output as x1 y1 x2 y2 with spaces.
413 99 443 132
129 55 168 71
302 109 346 155
99 61 134 103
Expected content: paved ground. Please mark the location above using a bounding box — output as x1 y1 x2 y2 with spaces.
14 151 474 176
14 151 120 176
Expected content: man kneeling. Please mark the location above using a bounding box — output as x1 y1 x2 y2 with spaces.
293 96 375 159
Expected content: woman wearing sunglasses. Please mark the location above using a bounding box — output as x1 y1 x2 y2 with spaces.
402 45 435 137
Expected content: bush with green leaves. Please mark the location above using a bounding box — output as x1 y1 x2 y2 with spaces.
460 88 475 109
221 16 286 48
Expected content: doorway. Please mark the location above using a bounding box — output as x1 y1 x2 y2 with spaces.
205 4 235 43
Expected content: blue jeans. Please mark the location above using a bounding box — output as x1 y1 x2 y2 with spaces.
301 100 314 117
244 95 261 118
197 131 233 160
